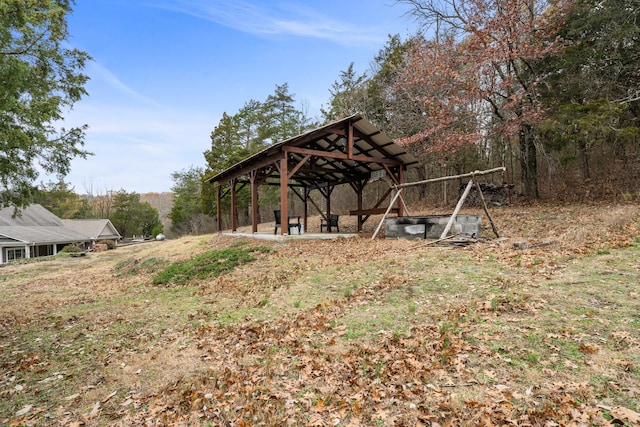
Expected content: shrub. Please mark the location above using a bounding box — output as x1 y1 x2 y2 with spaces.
60 244 82 253
152 245 271 285
98 240 116 250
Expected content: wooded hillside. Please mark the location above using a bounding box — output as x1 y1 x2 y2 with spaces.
203 0 639 218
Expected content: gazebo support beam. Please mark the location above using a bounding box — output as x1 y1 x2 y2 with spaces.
250 171 259 233
230 178 237 232
279 153 289 235
216 182 222 232
307 185 327 222
349 168 404 231
290 186 309 232
303 187 309 232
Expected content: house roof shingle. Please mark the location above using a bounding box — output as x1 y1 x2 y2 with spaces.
0 204 64 227
0 205 121 245
61 219 121 241
0 225 89 244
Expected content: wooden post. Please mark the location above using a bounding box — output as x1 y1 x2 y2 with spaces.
216 182 222 232
371 189 403 240
474 180 500 238
398 166 405 217
440 179 473 239
326 185 333 228
356 183 363 232
395 167 506 189
250 171 258 233
279 153 288 235
303 186 309 234
230 178 237 232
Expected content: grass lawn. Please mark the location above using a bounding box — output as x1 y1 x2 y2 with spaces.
1 203 639 426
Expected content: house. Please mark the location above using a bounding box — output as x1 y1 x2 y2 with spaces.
61 219 121 246
0 204 121 264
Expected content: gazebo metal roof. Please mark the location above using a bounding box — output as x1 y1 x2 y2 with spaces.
207 113 420 187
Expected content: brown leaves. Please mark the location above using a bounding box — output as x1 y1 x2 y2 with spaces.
598 405 640 425
117 300 612 426
4 204 640 426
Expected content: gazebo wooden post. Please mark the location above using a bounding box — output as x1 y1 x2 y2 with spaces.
230 178 238 232
355 182 364 232
279 152 289 235
216 182 222 232
303 186 309 234
249 171 259 233
397 165 406 217
316 183 335 230
346 120 354 158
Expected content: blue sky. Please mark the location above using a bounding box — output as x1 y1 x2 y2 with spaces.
58 0 417 194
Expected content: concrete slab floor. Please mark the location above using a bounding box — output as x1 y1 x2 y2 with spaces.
221 232 361 242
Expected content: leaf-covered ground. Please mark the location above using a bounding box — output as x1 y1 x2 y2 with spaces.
1 203 639 426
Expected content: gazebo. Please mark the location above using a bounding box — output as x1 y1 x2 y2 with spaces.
205 114 420 235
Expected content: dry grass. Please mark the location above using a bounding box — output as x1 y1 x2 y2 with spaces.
1 202 639 426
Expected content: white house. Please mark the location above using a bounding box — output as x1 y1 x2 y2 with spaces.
0 204 121 264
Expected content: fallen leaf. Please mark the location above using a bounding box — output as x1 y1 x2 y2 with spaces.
86 402 100 419
609 406 640 424
578 344 598 354
15 404 32 417
102 390 117 403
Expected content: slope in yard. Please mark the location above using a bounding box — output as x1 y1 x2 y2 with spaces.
1 204 639 426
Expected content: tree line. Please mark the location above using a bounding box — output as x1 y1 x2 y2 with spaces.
32 181 163 239
389 0 640 200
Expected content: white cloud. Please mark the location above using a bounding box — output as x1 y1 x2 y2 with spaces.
54 91 214 194
150 0 387 46
88 61 162 106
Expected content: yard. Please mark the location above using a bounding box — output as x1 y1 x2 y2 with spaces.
1 203 639 426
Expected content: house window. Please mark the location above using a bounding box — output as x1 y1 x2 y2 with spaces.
7 248 25 261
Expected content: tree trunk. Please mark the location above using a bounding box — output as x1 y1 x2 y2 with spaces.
416 166 428 199
519 123 539 198
578 139 591 180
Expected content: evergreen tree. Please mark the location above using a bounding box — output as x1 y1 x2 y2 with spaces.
0 0 91 208
109 191 162 238
236 99 265 152
169 166 209 235
203 112 247 174
203 84 317 222
32 180 93 219
321 63 369 122
262 83 310 142
541 0 640 178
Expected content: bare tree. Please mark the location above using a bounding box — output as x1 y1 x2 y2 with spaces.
396 0 571 197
